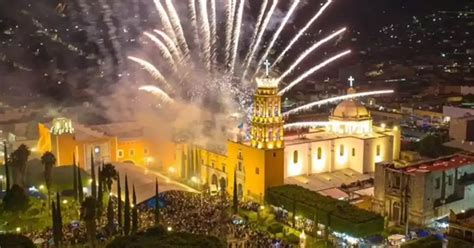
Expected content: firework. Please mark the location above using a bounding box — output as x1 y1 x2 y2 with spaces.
272 0 333 68
279 27 346 81
224 0 236 67
154 0 177 44
153 30 184 63
127 56 171 91
278 50 351 95
254 0 300 76
139 85 174 103
283 90 395 116
284 122 330 130
144 32 177 72
197 0 212 70
229 0 246 74
243 0 268 68
164 0 190 56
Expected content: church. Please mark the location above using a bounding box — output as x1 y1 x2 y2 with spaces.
284 85 401 177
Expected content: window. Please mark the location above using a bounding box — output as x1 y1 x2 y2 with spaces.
222 164 226 173
435 178 441 189
273 152 276 157
256 167 260 175
376 145 381 156
129 149 135 156
211 162 215 168
144 148 149 155
117 150 124 158
317 147 322 160
394 175 401 188
339 145 344 156
238 161 242 171
293 150 298 163
352 148 356 157
448 175 453 186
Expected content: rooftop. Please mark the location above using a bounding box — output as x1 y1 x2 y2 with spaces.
450 209 474 229
284 128 391 146
389 154 474 174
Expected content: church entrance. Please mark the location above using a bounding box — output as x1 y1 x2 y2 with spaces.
219 177 227 192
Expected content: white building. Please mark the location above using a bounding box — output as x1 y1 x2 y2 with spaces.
284 88 401 177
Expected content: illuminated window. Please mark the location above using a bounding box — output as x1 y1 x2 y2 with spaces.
256 167 260 175
117 150 124 158
376 145 381 156
317 147 322 160
129 149 135 156
293 150 298 164
340 145 344 156
144 148 149 155
352 148 356 157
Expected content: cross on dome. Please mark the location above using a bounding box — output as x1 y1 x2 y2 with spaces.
348 76 355 88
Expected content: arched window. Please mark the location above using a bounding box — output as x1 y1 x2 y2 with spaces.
317 147 322 160
293 150 298 164
376 145 381 156
339 145 344 156
352 148 356 157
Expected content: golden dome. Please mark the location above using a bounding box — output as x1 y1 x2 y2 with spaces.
331 100 370 120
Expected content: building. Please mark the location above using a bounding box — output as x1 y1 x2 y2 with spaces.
448 209 474 246
445 115 474 152
374 154 474 226
284 86 400 176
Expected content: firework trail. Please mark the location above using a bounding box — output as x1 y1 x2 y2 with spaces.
197 0 212 70
283 90 395 116
154 0 178 45
0 53 32 72
128 56 171 91
164 0 190 56
224 0 237 68
188 0 201 54
143 32 177 72
278 50 351 95
254 0 301 76
279 27 346 81
229 0 246 74
243 0 268 65
154 30 184 63
98 0 123 65
241 0 278 80
272 0 333 68
284 122 330 130
209 0 217 65
139 85 174 103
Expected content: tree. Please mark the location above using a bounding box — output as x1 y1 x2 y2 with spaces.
90 150 97 199
56 193 63 236
3 142 10 192
97 165 103 215
106 195 115 235
2 184 29 212
232 169 238 214
73 153 78 201
155 177 160 225
124 175 131 235
117 172 122 232
292 196 297 228
10 144 30 188
0 233 35 248
102 163 118 192
41 151 56 209
132 184 138 234
77 164 84 203
81 196 97 248
51 198 63 247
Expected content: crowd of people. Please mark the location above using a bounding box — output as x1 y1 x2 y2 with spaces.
22 190 294 247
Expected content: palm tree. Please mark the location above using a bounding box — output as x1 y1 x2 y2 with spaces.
101 163 118 192
10 144 30 188
81 196 97 248
41 152 56 208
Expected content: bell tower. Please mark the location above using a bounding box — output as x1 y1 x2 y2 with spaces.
250 60 284 149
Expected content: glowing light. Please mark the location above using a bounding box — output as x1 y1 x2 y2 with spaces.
62 199 68 204
168 167 176 174
138 85 173 103
191 176 200 184
260 205 265 210
279 27 347 81
167 226 173 232
284 122 330 130
39 184 45 190
16 227 21 232
278 50 351 95
51 118 74 135
229 0 245 74
283 90 394 116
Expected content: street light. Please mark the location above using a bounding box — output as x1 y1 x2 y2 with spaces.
167 226 172 232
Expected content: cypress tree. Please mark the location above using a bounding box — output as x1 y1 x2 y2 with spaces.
123 175 130 235
154 177 160 225
233 169 238 214
117 172 122 231
90 150 97 199
3 142 10 192
292 197 297 228
106 195 115 235
97 165 103 215
72 153 78 201
56 193 63 236
77 164 84 203
132 184 138 234
51 201 60 247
